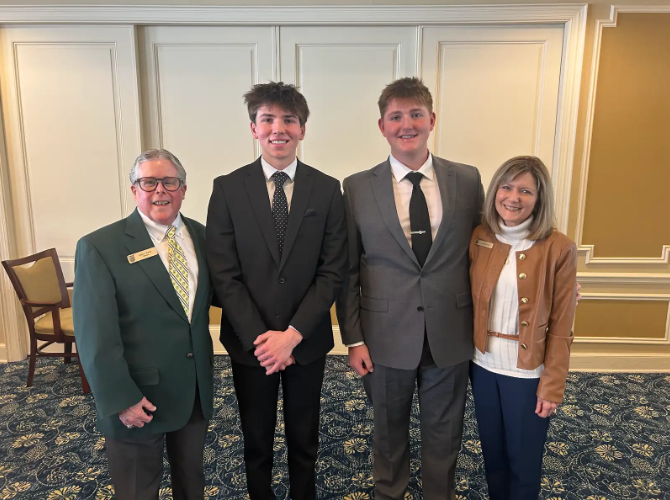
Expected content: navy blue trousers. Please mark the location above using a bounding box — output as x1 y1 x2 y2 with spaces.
469 362 550 500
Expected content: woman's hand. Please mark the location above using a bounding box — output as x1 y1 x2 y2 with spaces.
535 397 558 418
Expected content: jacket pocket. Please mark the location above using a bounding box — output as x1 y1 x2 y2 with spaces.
129 368 159 386
360 296 389 312
456 290 473 308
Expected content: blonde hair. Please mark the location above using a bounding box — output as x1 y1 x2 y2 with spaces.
482 156 555 240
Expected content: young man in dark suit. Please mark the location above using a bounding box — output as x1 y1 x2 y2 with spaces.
206 82 347 500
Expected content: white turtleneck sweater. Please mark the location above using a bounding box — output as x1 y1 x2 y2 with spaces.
472 217 544 379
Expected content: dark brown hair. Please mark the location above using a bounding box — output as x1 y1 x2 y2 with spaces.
244 82 310 125
378 77 433 118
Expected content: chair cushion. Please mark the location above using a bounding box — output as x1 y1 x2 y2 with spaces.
13 257 63 305
34 307 74 336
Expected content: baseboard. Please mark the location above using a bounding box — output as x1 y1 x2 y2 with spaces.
570 353 670 372
0 343 7 363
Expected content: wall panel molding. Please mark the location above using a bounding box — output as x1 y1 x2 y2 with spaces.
575 5 670 266
576 292 670 345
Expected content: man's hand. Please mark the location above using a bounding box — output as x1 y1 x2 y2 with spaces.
535 397 558 418
576 282 582 306
348 344 374 376
254 328 302 375
119 397 156 428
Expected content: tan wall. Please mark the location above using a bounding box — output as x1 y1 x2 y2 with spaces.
581 14 670 258
570 11 670 366
575 300 669 339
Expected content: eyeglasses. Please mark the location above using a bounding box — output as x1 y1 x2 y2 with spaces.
135 177 183 192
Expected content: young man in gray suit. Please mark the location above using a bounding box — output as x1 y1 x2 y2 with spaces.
337 78 484 499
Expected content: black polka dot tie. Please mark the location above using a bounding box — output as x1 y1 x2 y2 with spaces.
271 171 290 258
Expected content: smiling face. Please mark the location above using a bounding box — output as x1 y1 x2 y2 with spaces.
494 171 538 227
131 158 186 226
378 98 436 170
250 105 305 170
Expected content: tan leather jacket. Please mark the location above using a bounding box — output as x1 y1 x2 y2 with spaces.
469 225 577 403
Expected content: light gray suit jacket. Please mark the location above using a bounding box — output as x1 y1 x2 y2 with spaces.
337 156 484 370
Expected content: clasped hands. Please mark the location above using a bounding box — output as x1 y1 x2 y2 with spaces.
254 327 302 375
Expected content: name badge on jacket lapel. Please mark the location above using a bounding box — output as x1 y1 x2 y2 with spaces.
127 247 158 264
475 239 494 249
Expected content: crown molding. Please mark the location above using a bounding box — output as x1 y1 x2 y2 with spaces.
0 4 588 25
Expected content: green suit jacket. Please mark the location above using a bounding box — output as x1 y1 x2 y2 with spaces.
73 209 214 439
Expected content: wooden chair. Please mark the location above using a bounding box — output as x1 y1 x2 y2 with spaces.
2 248 90 393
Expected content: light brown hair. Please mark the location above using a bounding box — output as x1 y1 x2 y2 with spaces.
482 155 555 240
378 77 433 118
243 81 310 126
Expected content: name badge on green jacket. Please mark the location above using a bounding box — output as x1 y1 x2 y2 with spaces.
475 239 494 249
127 247 158 264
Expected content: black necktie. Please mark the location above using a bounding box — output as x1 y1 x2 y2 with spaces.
271 171 290 257
406 172 432 267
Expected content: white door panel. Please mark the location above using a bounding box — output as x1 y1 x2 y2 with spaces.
0 25 142 280
422 25 564 190
140 26 275 225
280 27 418 181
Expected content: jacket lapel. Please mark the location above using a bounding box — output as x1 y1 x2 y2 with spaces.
244 159 281 266
124 209 188 323
424 157 456 265
182 216 208 323
371 161 418 266
279 161 313 271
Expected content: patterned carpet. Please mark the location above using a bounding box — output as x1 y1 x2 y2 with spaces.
0 356 668 499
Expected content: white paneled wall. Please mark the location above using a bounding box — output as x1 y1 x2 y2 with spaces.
0 16 576 360
0 25 142 281
140 26 276 225
422 25 564 190
280 27 417 180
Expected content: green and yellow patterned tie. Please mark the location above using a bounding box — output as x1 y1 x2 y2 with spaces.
166 225 189 316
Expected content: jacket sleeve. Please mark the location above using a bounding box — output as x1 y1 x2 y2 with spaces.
289 180 348 339
206 178 267 352
537 241 577 403
72 237 144 419
335 177 365 345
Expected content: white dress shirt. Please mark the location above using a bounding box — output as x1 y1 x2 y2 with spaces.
138 209 199 322
260 156 301 336
389 153 443 246
261 156 298 211
347 153 443 348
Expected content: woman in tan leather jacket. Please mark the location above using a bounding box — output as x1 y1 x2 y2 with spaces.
468 156 577 500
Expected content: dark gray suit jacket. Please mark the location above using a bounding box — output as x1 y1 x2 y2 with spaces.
337 156 484 369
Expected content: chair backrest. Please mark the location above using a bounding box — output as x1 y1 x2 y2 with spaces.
1 248 70 318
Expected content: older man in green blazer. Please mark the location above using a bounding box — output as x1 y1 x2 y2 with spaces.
73 149 214 500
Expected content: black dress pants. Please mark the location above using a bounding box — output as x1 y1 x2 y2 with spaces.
232 356 326 500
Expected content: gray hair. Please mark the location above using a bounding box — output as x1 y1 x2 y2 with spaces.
129 149 187 186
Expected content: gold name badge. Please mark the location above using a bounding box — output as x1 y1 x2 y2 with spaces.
127 247 158 264
475 239 494 249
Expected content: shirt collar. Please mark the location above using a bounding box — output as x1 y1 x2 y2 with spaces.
138 208 185 243
389 153 434 183
261 156 298 182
